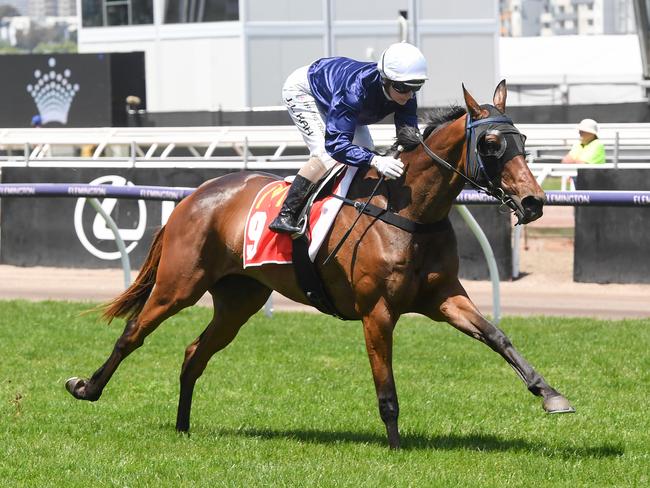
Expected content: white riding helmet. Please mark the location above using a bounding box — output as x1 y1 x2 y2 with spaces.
377 42 428 83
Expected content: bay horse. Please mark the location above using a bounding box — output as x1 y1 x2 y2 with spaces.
66 81 574 449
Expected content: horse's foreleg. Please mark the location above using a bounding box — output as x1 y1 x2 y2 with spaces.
362 303 401 449
428 287 574 414
66 275 209 402
176 276 271 433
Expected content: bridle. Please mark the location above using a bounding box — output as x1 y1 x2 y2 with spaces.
415 108 529 223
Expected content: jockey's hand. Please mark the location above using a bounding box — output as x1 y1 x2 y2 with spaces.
371 155 404 180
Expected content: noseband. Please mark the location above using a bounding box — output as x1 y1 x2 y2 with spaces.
415 111 529 223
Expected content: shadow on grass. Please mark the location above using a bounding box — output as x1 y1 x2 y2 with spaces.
210 426 623 459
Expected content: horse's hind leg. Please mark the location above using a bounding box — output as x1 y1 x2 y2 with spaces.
176 275 271 432
66 259 213 402
427 283 574 414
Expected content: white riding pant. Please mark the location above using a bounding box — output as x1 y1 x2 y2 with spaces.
282 65 375 174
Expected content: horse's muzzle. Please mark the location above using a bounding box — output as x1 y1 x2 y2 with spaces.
518 195 545 224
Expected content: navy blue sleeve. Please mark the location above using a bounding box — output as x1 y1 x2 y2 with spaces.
324 90 375 167
394 97 418 130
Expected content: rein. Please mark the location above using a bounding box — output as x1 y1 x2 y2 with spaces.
330 193 451 233
323 168 451 266
323 174 385 265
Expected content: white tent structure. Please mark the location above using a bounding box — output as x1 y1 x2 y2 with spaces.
499 35 645 105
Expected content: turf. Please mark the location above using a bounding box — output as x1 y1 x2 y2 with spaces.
1 300 648 486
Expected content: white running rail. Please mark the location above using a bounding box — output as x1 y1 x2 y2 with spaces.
1 123 650 167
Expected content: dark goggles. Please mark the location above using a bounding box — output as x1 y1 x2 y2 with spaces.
390 80 424 94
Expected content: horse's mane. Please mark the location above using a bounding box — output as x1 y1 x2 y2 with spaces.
395 104 467 152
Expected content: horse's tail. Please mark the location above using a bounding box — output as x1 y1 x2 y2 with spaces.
102 226 166 324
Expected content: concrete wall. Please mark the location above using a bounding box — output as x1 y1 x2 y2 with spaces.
78 0 500 112
574 169 650 284
451 206 513 281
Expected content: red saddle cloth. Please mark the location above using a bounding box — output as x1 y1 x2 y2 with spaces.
243 180 330 267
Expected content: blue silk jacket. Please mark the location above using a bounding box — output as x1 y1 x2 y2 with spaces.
307 57 418 166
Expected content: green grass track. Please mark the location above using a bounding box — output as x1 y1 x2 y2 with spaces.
1 300 648 486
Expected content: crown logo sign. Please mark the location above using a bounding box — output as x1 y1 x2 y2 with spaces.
26 57 80 125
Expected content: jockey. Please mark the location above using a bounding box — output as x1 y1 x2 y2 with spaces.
268 42 428 234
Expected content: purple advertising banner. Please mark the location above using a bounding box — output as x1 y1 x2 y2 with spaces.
2 184 650 207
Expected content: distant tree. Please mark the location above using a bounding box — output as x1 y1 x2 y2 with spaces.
0 4 21 17
0 40 24 53
15 24 58 51
33 41 77 54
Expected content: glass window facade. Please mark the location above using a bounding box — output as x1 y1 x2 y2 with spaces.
164 0 239 23
82 0 103 27
107 1 129 26
132 0 154 24
81 0 153 27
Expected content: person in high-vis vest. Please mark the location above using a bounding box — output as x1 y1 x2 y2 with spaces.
561 118 606 164
268 42 428 235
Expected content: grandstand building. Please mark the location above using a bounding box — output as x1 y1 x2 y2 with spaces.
0 0 76 17
500 0 635 36
76 0 501 113
27 0 58 18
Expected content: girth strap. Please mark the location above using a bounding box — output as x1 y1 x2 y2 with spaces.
332 194 452 233
292 235 352 320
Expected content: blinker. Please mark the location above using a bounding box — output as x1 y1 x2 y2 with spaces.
478 129 507 159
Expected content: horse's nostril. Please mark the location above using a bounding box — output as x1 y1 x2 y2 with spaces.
521 195 544 221
522 195 543 210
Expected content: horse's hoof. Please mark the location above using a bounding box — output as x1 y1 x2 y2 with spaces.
543 395 575 414
65 377 87 399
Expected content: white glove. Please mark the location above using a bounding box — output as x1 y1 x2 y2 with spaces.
370 155 404 180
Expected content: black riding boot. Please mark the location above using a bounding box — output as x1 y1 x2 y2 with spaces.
268 175 314 234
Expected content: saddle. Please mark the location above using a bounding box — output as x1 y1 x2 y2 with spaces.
242 166 356 319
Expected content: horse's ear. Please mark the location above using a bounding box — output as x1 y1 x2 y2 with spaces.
462 83 482 119
493 79 507 113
